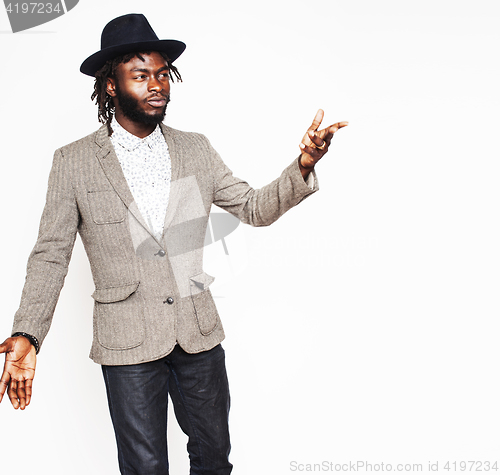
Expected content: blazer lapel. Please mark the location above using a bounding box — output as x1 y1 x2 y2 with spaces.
160 124 182 236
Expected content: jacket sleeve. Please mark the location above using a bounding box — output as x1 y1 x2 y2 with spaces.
207 137 319 226
11 148 80 350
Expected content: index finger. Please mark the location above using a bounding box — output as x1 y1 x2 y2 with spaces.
309 109 324 132
8 379 19 409
319 121 349 144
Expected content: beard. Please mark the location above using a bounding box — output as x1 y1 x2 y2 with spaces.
114 83 170 126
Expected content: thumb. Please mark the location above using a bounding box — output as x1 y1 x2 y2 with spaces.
0 338 14 354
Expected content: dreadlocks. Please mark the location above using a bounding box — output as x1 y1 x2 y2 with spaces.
91 51 182 135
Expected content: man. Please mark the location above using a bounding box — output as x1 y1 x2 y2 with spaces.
0 13 347 475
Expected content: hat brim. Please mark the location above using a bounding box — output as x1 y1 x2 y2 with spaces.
80 39 186 77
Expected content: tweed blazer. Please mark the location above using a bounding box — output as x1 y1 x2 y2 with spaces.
12 123 318 365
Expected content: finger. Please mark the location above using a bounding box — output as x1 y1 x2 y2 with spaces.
300 143 322 158
309 109 324 132
321 121 349 134
25 379 33 406
8 380 19 410
318 121 350 145
0 369 10 403
325 121 348 135
17 380 26 410
308 130 328 149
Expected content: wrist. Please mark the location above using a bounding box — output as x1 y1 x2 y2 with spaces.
12 332 39 354
298 155 314 179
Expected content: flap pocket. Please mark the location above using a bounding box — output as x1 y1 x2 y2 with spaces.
92 282 140 303
189 272 215 293
189 272 218 335
87 190 126 224
92 282 144 350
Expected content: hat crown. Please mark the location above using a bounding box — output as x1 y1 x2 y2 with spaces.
80 13 185 76
101 14 159 49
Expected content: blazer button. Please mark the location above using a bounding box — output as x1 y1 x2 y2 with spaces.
164 297 174 305
157 249 166 257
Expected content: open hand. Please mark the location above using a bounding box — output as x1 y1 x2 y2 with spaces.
0 336 36 409
299 109 348 175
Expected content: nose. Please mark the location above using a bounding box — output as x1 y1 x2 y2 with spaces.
148 76 162 92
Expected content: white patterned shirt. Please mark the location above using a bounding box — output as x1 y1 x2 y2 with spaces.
110 117 171 240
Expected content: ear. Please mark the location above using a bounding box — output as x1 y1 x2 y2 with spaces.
106 77 117 97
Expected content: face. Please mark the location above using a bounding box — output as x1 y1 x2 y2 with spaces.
107 52 171 128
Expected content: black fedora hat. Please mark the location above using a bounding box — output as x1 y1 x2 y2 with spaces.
80 14 186 77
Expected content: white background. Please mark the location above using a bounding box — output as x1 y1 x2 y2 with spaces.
1 0 499 474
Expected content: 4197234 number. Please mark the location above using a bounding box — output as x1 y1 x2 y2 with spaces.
5 3 61 14
444 461 499 471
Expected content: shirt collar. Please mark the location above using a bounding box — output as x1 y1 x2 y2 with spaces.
111 116 164 152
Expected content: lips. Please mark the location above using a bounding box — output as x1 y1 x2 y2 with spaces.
147 97 167 108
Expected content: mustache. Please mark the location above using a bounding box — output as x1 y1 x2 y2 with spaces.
146 93 170 102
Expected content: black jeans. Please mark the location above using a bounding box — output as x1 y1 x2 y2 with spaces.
101 344 233 475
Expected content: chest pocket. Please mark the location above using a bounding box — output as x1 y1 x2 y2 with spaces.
87 190 126 224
